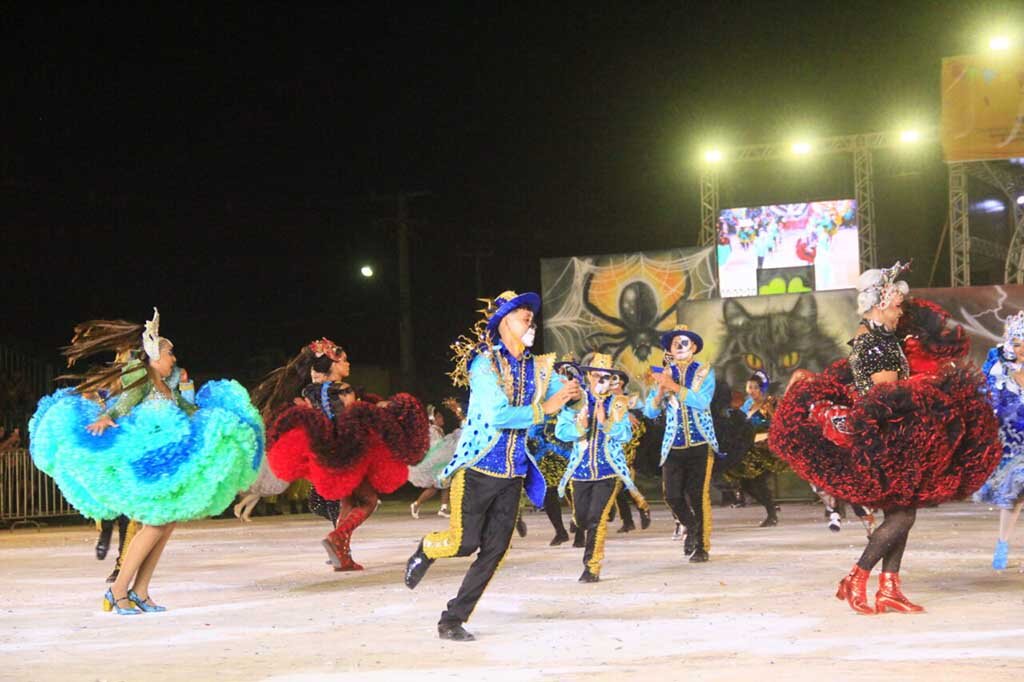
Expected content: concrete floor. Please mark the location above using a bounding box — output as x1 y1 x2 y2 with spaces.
1 501 1022 681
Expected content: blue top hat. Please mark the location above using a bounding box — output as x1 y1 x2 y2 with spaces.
483 290 541 340
659 325 704 354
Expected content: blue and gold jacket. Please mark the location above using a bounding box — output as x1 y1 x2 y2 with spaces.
554 391 639 497
439 344 562 506
643 360 719 464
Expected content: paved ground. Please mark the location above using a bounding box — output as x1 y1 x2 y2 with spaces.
1 501 1022 681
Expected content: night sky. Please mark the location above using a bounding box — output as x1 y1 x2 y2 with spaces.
3 2 1021 399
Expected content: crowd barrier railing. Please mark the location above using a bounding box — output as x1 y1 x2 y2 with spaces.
0 448 75 528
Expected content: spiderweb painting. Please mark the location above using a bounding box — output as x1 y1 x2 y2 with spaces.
540 247 717 385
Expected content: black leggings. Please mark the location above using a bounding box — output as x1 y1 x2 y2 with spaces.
856 507 916 573
739 473 776 518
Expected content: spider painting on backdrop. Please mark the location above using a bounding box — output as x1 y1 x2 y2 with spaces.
541 247 718 386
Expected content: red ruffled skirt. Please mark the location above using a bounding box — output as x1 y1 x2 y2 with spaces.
266 393 429 499
769 359 1000 509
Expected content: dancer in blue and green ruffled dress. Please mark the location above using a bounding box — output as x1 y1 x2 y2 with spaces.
30 309 263 615
974 311 1024 570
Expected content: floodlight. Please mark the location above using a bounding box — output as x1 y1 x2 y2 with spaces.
704 149 723 164
791 141 812 156
990 35 1012 50
360 265 374 278
899 129 920 144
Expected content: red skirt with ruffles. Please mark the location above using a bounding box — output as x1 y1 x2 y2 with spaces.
266 393 429 499
769 357 1000 509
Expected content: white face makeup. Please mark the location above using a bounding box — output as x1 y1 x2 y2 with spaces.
521 324 536 348
1006 338 1024 361
590 372 613 396
671 335 694 363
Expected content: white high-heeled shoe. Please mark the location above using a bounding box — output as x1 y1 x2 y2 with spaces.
409 502 420 519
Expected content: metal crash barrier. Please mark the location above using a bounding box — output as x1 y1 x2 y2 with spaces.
0 448 75 528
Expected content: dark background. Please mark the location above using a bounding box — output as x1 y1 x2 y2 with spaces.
3 2 1021 401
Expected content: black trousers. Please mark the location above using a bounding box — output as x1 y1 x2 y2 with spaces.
422 469 523 625
662 445 714 552
572 478 620 575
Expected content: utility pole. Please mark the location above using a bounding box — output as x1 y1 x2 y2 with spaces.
374 191 430 392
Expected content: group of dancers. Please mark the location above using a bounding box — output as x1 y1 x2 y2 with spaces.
26 261 1024 638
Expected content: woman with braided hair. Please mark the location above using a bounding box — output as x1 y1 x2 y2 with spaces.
770 263 1001 614
260 338 430 571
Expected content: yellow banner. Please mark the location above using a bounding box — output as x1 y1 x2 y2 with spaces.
941 52 1024 162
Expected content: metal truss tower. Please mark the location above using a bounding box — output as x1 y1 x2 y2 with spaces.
696 131 917 272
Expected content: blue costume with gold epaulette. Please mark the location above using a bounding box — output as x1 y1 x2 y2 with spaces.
642 327 719 558
555 392 636 495
439 344 562 507
643 360 719 464
407 289 574 632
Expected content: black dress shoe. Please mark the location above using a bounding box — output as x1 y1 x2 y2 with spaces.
639 508 651 530
569 521 578 533
105 567 120 584
438 622 475 641
689 549 709 563
549 531 570 546
578 569 600 583
683 535 696 556
759 516 778 527
404 541 434 589
95 526 113 561
516 518 528 538
616 523 635 533
572 530 585 548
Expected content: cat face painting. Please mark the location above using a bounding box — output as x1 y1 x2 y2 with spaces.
714 296 843 393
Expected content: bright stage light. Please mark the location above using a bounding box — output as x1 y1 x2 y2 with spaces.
1017 194 1024 205
989 35 1012 50
704 149 723 164
791 141 812 156
360 265 374 278
899 129 921 144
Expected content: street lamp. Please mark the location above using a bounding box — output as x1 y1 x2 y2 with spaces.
360 265 374 278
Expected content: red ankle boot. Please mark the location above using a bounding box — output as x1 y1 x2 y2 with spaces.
835 565 874 614
875 572 924 614
322 505 371 571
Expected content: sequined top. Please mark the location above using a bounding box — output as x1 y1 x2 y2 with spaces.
470 345 541 478
103 361 196 420
554 392 632 481
642 360 716 448
848 321 909 396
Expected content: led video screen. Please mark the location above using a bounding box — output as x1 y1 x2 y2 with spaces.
716 200 859 298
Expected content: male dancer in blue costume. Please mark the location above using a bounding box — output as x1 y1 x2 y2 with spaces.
404 291 581 641
644 324 719 562
555 353 649 583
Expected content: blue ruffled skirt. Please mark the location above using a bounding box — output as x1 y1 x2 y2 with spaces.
29 381 264 525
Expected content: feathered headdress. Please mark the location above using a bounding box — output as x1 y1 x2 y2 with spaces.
448 313 492 389
856 260 911 314
142 308 163 360
308 337 345 361
1004 311 1024 356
